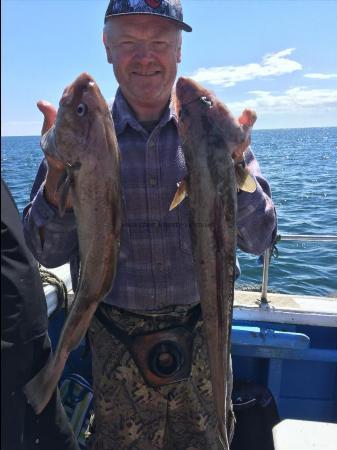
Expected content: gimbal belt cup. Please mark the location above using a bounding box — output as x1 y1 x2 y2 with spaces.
94 304 201 387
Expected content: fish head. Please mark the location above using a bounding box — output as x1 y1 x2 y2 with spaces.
174 77 216 137
41 72 112 166
175 76 256 151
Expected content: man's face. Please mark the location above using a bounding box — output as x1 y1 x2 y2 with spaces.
104 15 182 112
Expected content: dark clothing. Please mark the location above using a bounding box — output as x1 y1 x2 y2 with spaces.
1 178 79 450
1 334 79 450
1 179 47 344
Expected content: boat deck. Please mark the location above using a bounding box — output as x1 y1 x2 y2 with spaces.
234 290 337 327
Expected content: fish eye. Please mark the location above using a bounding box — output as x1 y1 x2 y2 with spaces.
76 103 88 117
200 97 213 108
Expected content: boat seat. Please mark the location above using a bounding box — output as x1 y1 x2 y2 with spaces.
272 419 337 450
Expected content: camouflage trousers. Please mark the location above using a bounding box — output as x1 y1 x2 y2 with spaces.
87 303 234 450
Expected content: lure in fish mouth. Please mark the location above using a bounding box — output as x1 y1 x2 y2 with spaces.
171 76 258 449
23 72 122 415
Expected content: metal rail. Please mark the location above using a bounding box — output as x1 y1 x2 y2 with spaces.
277 234 337 242
260 234 337 303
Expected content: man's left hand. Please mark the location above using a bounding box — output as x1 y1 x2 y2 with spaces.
232 109 257 162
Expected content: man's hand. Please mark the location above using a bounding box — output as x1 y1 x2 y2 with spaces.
232 135 251 163
38 101 73 210
232 109 257 163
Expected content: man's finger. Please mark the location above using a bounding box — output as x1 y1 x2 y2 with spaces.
37 100 57 135
238 109 257 128
232 137 250 162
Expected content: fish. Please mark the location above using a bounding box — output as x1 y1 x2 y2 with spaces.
23 72 122 414
170 77 257 449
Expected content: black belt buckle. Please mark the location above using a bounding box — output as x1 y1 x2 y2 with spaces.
129 327 194 387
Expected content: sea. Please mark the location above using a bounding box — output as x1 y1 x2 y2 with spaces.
1 127 337 298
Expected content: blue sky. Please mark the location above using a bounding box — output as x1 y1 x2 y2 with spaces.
2 0 337 136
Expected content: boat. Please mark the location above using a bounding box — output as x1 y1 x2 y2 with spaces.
43 233 337 449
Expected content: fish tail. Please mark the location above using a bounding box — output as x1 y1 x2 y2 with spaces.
218 423 230 450
23 356 63 415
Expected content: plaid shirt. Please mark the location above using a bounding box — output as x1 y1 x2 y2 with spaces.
23 88 276 311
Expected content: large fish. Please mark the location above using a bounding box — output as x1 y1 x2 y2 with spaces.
171 77 257 449
24 73 122 414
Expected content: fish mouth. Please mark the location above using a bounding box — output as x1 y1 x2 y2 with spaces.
60 72 97 107
175 77 208 109
175 76 194 96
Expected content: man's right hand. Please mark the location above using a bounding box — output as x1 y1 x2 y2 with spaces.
38 101 73 210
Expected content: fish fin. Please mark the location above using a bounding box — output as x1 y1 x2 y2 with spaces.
235 165 257 193
40 126 57 155
218 423 229 450
169 179 187 211
23 355 61 415
58 173 72 217
56 168 68 193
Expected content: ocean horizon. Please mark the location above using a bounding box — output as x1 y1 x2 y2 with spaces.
2 124 337 139
2 127 337 297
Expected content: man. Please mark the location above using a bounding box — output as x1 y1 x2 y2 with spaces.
23 1 277 449
1 178 79 450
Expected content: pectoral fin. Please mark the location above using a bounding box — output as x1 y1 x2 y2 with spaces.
40 126 57 157
56 169 68 193
56 167 72 217
169 179 188 211
235 165 257 193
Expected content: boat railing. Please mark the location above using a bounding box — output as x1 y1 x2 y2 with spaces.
260 234 337 304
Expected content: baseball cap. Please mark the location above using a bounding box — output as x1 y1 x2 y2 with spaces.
104 0 192 32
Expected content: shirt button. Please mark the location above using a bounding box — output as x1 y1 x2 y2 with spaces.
35 438 40 444
156 262 165 272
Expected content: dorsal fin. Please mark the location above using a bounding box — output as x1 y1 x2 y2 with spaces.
235 165 257 193
169 179 188 211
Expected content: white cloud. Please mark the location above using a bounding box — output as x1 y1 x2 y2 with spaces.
304 73 337 79
226 87 337 115
191 48 302 87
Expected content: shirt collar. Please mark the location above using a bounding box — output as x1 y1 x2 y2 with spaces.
160 95 178 127
112 88 178 135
